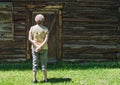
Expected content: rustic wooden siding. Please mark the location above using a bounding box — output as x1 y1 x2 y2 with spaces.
0 2 13 41
62 0 120 61
0 0 120 62
0 2 27 62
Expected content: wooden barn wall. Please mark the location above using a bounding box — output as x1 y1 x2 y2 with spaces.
0 2 27 62
0 0 119 62
62 0 120 62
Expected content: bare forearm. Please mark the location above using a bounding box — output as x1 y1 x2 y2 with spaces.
35 35 48 52
29 39 38 48
38 35 48 48
28 33 38 47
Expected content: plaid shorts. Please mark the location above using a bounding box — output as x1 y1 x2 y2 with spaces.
32 49 47 71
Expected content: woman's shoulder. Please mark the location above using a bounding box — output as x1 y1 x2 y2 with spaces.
31 25 38 28
42 25 48 29
42 25 48 31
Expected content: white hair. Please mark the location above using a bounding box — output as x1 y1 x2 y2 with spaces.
35 14 44 22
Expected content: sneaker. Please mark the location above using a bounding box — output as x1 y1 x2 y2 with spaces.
43 79 47 82
33 80 38 83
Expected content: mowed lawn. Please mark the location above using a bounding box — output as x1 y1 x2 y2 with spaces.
0 61 120 85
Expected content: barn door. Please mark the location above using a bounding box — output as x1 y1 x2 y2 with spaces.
32 10 60 62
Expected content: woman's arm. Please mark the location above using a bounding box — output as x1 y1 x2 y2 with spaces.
28 28 38 47
35 34 48 52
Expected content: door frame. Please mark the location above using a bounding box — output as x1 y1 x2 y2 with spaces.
26 5 62 62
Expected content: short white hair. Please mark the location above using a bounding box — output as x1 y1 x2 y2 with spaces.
35 14 44 22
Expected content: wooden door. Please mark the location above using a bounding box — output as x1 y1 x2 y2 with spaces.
32 10 60 62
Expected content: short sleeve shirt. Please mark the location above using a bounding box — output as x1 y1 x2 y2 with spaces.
30 24 49 50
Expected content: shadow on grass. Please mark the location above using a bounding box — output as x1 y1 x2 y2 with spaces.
0 61 120 71
40 78 71 83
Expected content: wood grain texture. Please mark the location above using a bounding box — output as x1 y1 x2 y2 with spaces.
62 0 120 61
0 0 119 62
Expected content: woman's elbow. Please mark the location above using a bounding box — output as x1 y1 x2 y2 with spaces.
28 37 32 42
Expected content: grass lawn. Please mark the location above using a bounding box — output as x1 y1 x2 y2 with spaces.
0 61 120 85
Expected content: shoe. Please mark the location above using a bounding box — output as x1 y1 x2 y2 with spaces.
43 79 47 82
33 80 38 83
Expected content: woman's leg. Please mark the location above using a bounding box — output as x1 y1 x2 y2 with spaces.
32 51 39 82
40 50 48 82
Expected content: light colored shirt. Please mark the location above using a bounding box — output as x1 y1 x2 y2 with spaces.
30 24 49 50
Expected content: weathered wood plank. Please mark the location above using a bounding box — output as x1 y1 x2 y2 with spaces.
63 40 118 45
63 1 118 7
0 55 25 59
0 58 26 63
63 22 117 28
0 47 25 55
62 35 117 40
63 30 118 36
63 26 118 31
63 53 117 59
63 44 119 53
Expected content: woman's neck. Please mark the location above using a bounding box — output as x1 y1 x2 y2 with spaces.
37 23 43 26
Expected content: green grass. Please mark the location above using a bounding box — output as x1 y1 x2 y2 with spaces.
0 61 120 85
